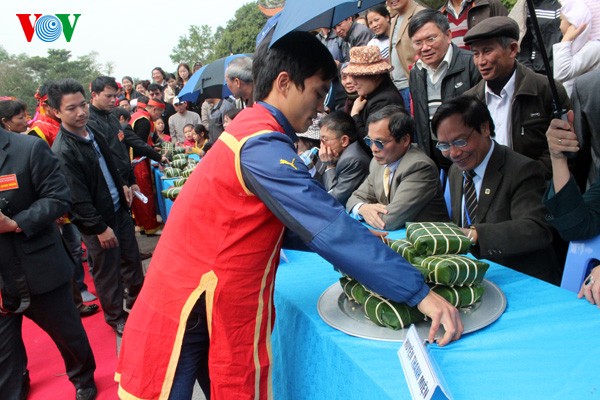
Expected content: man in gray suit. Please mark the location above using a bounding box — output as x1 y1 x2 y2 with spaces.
347 105 449 230
432 95 561 284
316 111 370 207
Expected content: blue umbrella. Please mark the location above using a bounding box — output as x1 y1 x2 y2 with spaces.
256 11 282 47
178 54 247 104
269 0 383 46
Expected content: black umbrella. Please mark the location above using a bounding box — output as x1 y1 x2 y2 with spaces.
524 0 581 157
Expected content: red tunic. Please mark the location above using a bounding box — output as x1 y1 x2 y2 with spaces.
116 105 286 399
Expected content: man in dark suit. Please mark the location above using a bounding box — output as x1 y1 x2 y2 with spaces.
0 129 97 399
316 111 370 207
346 105 449 231
432 95 561 284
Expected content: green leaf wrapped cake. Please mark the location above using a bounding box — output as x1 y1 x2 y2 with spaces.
431 284 485 307
388 239 424 265
181 167 195 178
172 153 187 161
405 222 472 256
420 255 489 286
170 159 188 169
173 177 188 187
161 186 182 200
163 167 182 178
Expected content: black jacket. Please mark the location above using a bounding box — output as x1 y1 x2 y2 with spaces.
410 44 482 157
88 105 162 185
52 125 127 236
0 130 75 296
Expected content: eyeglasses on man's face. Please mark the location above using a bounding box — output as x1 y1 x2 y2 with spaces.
435 129 475 152
364 136 393 150
412 34 439 49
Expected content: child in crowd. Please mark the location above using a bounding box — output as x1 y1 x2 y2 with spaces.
182 123 195 147
154 117 171 142
164 73 177 104
190 123 209 156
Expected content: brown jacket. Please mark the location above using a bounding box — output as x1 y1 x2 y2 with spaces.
389 1 426 78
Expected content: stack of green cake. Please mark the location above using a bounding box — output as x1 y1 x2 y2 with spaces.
160 154 198 200
340 222 489 330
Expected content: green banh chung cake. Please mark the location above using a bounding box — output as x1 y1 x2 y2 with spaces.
160 150 198 200
340 222 489 330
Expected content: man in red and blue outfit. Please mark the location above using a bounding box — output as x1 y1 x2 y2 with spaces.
115 31 463 400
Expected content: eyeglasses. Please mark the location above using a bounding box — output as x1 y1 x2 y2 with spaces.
412 34 439 49
435 129 475 152
364 136 393 150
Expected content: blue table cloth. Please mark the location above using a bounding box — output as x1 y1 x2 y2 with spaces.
272 231 600 399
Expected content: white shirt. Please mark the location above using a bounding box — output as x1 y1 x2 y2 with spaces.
415 44 454 85
485 70 516 148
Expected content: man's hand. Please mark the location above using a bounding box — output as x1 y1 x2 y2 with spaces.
160 156 169 165
547 111 579 159
97 227 119 249
123 185 133 207
0 211 21 233
318 145 339 166
358 203 388 230
417 291 464 346
459 227 478 245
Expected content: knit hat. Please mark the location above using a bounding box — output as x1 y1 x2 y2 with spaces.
342 46 393 76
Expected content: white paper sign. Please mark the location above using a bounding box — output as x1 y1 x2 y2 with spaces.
398 325 451 400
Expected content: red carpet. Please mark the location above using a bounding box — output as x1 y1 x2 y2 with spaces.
23 267 119 399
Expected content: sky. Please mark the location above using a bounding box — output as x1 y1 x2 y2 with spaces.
1 0 253 83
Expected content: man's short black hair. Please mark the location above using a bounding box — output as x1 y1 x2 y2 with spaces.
147 83 164 93
90 76 119 94
431 95 496 137
253 31 337 101
367 105 414 142
319 110 358 142
114 106 131 122
408 9 450 39
47 78 86 110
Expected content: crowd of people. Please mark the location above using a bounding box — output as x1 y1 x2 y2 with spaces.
1 0 600 399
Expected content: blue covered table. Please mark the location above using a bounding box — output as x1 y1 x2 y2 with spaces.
272 231 600 399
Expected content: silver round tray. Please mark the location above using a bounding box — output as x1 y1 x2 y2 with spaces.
317 279 506 342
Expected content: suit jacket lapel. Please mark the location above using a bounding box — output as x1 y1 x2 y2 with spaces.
477 145 504 223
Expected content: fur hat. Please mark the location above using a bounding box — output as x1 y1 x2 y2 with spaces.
342 46 393 76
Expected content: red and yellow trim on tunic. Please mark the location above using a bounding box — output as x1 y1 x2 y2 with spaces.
219 130 272 196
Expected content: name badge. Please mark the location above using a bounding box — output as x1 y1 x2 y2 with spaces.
0 174 19 192
398 325 451 400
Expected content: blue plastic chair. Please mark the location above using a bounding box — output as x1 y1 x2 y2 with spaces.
561 235 600 293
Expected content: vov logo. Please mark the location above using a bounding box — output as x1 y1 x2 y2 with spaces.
16 14 81 43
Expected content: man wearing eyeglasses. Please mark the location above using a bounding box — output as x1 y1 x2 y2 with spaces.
408 9 481 171
431 95 561 284
346 105 449 230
